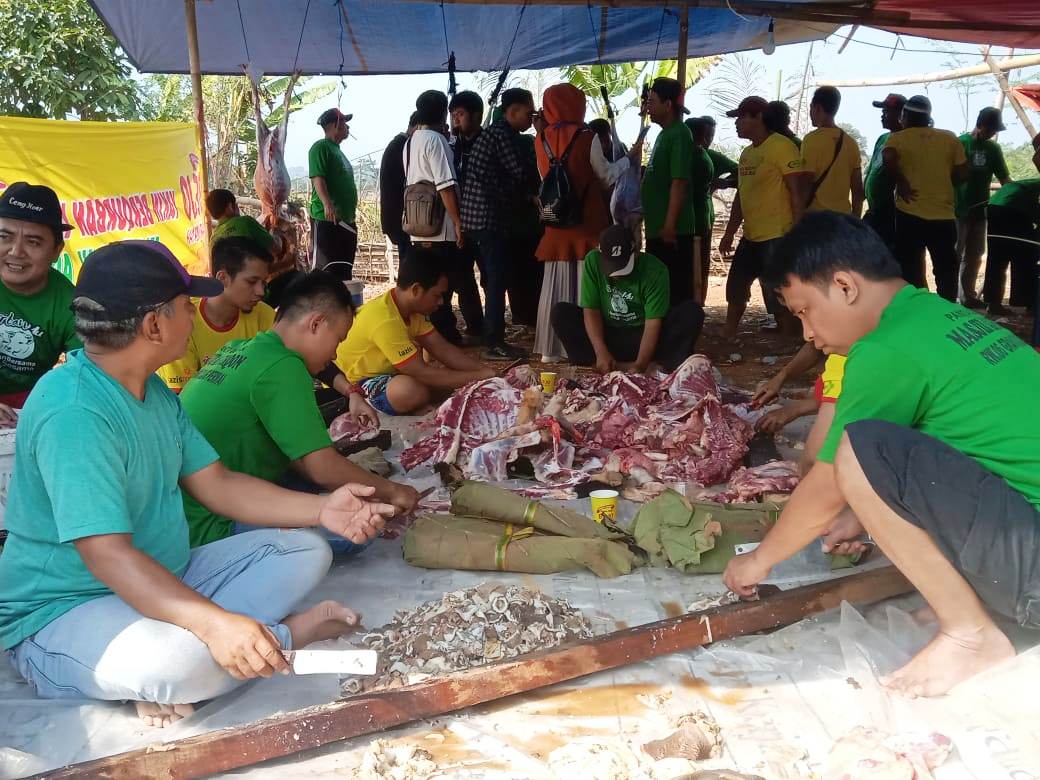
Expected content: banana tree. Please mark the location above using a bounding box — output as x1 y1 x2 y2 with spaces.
561 58 719 117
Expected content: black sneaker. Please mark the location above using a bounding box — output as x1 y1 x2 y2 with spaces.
482 342 527 361
962 297 986 310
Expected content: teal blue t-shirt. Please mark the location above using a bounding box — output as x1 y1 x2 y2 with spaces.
0 350 218 649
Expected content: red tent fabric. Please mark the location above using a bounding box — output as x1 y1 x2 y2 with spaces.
874 0 1040 48
1012 86 1040 112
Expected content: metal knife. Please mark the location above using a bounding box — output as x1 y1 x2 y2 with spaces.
288 649 378 675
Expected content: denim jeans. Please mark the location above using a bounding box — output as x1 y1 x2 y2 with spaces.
470 229 509 344
8 529 332 703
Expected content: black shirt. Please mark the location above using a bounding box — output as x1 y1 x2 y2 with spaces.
379 132 408 238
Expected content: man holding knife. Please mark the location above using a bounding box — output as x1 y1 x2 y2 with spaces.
309 107 359 281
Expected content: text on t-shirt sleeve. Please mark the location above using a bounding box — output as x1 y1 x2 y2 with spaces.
817 341 927 463
372 313 421 367
776 137 805 176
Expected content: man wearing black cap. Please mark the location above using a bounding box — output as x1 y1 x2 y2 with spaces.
309 107 358 281
0 239 394 726
642 77 698 306
955 107 1011 308
550 225 704 373
719 95 806 339
863 94 907 250
882 95 968 300
0 182 81 422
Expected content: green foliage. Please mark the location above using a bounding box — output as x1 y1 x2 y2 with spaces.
561 59 718 117
1003 142 1039 180
0 0 143 120
707 54 768 115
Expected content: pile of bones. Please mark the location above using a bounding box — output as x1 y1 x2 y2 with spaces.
399 355 798 502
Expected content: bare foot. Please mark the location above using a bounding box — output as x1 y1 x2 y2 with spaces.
284 599 361 648
881 624 1014 698
134 701 195 728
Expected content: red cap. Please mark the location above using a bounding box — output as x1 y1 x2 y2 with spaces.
725 96 769 118
871 93 907 111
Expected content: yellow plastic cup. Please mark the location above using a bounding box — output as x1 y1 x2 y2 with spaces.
589 489 619 524
540 371 557 394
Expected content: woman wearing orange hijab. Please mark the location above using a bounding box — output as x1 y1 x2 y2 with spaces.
533 84 641 362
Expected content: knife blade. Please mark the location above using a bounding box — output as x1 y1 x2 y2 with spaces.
288 649 378 675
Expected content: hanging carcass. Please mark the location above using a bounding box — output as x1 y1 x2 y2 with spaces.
246 68 300 229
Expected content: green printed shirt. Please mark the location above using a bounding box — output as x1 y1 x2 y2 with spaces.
641 121 696 238
955 133 1009 218
179 331 332 546
580 251 670 328
819 285 1040 508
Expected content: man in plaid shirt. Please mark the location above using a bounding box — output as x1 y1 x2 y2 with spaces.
460 88 538 360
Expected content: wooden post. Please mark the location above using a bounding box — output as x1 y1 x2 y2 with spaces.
34 567 913 779
980 47 1037 138
184 0 211 232
677 2 689 85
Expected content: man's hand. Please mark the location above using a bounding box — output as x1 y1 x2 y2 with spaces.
0 403 17 428
719 232 736 258
197 611 289 680
659 224 677 246
318 483 395 544
755 406 797 434
347 392 379 429
595 352 616 374
722 551 772 599
323 202 339 224
895 177 917 203
821 508 868 557
456 231 466 250
389 483 420 515
627 140 644 164
750 374 785 408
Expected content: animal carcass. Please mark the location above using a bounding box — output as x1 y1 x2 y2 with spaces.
247 69 300 228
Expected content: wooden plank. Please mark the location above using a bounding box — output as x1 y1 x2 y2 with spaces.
35 566 912 780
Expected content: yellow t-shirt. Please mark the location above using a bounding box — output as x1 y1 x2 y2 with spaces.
335 288 434 383
802 127 863 214
737 133 804 242
819 354 847 402
884 127 967 221
158 299 277 391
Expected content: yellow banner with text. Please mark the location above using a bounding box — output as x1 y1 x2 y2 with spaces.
0 116 208 279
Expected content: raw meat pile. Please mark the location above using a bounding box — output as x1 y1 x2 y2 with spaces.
328 411 379 444
340 583 592 696
704 460 801 504
400 355 789 500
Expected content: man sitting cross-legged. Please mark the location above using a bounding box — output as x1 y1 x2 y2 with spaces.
180 270 419 550
0 240 395 727
724 212 1040 698
335 252 494 415
551 224 705 373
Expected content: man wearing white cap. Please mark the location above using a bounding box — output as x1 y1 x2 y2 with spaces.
550 225 704 373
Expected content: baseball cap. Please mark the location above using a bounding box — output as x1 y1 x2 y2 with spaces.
650 78 691 115
976 106 1006 131
317 108 353 128
871 93 907 111
903 95 932 115
598 225 637 278
0 182 73 233
74 240 223 320
725 96 769 118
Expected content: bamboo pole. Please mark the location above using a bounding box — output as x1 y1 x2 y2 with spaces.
677 2 690 86
980 47 1037 138
818 53 1040 88
184 0 210 231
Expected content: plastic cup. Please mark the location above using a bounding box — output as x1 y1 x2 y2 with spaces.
540 371 557 394
589 489 619 524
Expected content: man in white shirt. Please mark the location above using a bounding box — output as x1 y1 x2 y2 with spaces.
404 90 471 343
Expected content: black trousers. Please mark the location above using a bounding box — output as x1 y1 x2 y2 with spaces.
416 241 484 341
983 204 1039 310
550 300 705 372
311 220 357 281
507 232 544 327
646 234 696 307
863 204 897 252
894 210 958 301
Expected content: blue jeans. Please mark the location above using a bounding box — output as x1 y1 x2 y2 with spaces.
471 229 509 344
234 471 374 556
8 529 332 703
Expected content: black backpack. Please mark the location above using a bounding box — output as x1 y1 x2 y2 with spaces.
538 129 588 227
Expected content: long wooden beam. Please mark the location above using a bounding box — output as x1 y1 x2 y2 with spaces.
819 53 1040 88
35 566 913 780
981 47 1037 137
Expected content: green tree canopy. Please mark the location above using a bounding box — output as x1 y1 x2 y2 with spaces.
0 0 143 120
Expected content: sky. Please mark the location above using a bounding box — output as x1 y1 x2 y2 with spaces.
276 26 1038 175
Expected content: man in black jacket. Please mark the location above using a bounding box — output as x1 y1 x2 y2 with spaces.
379 112 419 265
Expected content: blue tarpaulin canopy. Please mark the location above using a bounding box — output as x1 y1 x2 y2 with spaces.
88 1 840 76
